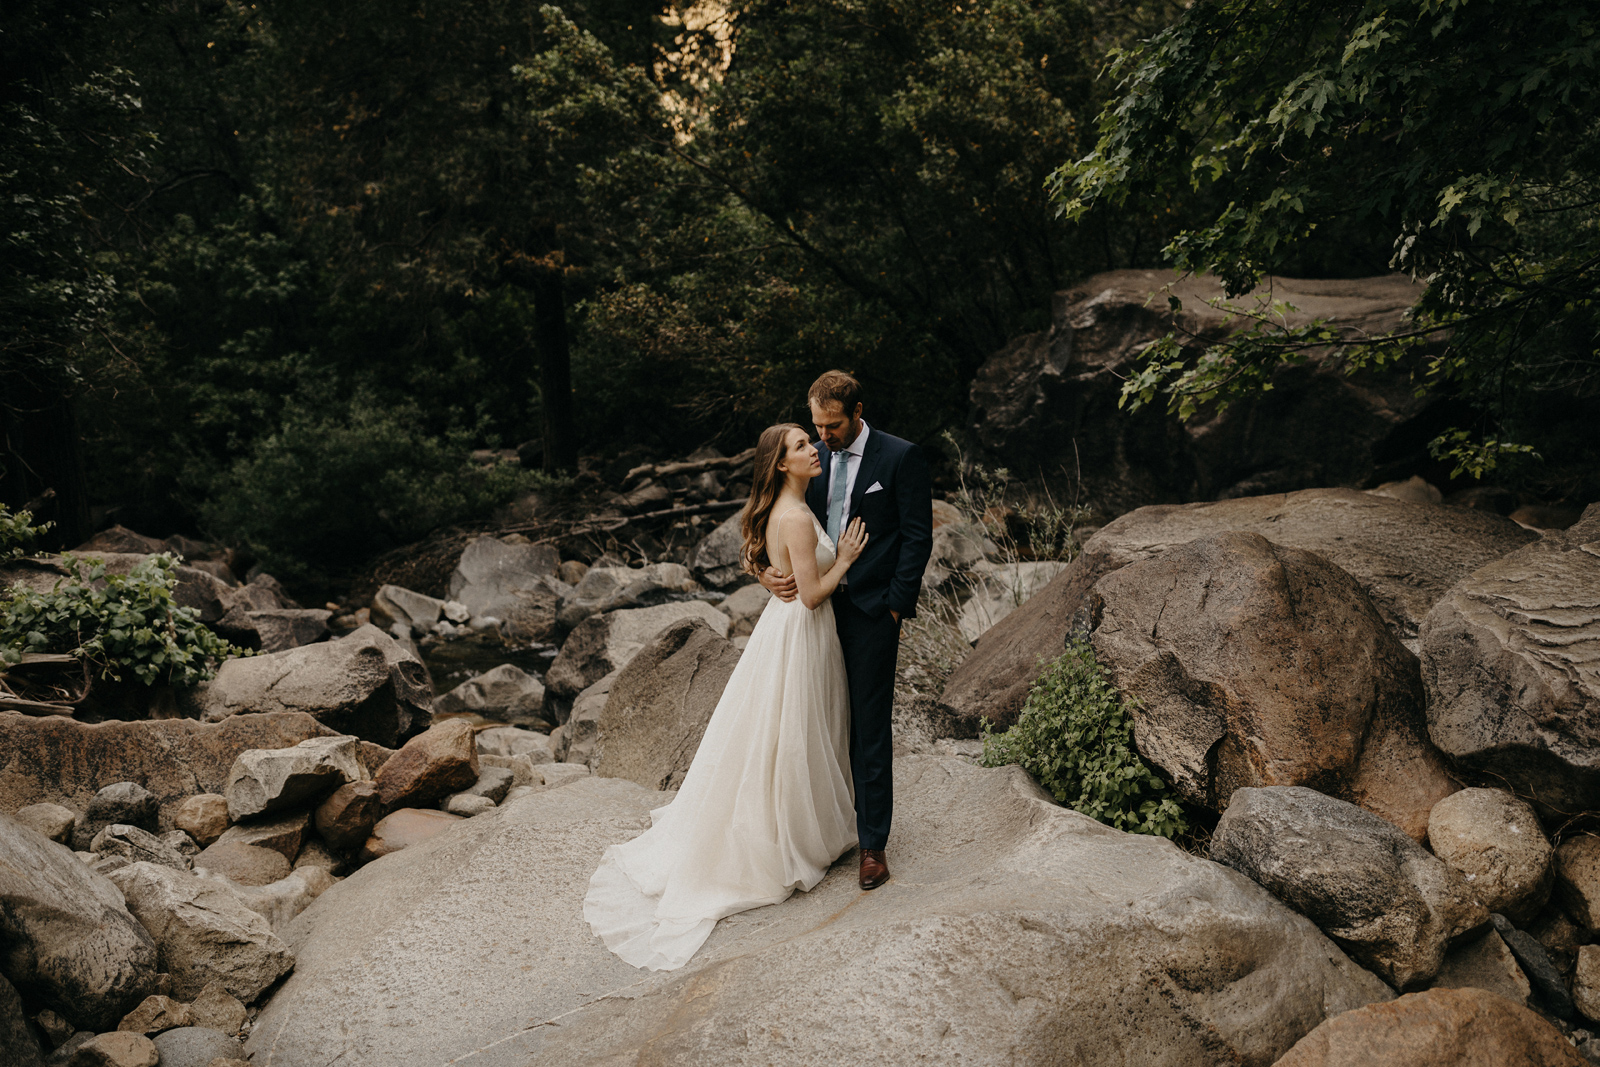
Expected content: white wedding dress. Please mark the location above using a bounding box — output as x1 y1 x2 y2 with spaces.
584 509 857 971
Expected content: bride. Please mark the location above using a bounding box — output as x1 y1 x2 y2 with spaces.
583 422 868 971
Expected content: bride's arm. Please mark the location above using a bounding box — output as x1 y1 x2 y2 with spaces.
782 510 865 610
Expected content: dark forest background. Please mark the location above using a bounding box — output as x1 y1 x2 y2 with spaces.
4 0 1594 587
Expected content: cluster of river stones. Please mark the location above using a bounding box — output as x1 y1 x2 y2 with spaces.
1 479 1598 1065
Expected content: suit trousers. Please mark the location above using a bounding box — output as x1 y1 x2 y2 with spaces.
832 587 899 850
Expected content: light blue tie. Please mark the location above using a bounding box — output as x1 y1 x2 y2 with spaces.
827 450 849 542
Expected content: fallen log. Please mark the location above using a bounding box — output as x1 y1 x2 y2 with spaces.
622 447 757 489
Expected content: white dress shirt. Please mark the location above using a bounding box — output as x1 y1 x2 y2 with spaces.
831 420 870 530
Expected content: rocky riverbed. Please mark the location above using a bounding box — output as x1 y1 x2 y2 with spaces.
4 290 1600 1063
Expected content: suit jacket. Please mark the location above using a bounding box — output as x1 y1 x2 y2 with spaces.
807 427 933 620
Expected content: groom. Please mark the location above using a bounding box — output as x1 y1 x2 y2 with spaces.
761 370 933 890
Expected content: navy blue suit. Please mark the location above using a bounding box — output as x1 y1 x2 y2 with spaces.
807 426 933 850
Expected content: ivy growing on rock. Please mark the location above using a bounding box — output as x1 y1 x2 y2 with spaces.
982 639 1187 838
1 553 244 686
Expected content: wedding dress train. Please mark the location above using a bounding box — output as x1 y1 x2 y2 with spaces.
584 512 857 971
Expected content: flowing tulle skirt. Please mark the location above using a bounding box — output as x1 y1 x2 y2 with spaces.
583 594 857 971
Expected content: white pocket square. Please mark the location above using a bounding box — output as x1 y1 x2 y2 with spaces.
865 481 884 494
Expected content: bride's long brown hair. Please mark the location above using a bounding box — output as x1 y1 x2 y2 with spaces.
740 422 808 576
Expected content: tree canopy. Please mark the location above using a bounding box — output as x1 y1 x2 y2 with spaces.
1054 0 1599 484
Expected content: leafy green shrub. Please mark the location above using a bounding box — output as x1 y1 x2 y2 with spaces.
0 506 52 561
200 395 534 581
982 640 1188 838
1 554 244 686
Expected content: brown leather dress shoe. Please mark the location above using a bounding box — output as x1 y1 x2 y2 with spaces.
859 849 890 890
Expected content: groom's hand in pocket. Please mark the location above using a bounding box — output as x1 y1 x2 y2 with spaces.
760 566 799 602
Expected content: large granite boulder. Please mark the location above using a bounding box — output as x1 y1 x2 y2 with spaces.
593 617 743 791
107 862 294 1002
1088 531 1455 838
969 271 1430 518
182 625 431 747
555 562 701 630
1421 503 1600 812
955 560 1066 643
447 537 565 642
248 757 1391 1067
1211 787 1488 990
0 713 367 832
941 488 1536 732
0 815 160 1030
544 601 731 702
1272 987 1585 1067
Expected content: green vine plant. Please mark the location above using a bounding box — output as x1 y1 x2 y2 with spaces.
981 640 1188 839
1 505 53 562
1 553 247 687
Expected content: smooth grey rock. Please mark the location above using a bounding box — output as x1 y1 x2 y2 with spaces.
191 841 292 887
369 584 445 638
1422 503 1600 812
89 824 191 872
1429 928 1531 1005
561 669 618 766
12 803 76 845
457 766 514 804
0 814 159 1030
718 583 771 637
223 736 365 820
184 624 431 748
1558 835 1600 931
210 810 308 862
688 511 744 587
441 793 495 816
107 862 294 1002
544 600 730 700
199 866 334 934
921 520 992 592
213 606 331 654
592 618 742 791
150 1026 243 1067
1211 786 1488 989
475 726 552 761
74 783 157 851
1427 788 1553 923
1492 913 1575 1018
435 664 546 727
248 758 1391 1067
447 537 565 643
555 562 700 630
955 559 1065 642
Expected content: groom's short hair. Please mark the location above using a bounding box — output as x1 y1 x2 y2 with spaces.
808 370 861 414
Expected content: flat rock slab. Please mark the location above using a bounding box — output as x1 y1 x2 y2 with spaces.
0 713 366 831
1421 503 1600 812
249 757 1389 1067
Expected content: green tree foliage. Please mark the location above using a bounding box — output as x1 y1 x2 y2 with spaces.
982 641 1187 837
1052 0 1600 483
1 554 243 686
580 0 1185 444
200 395 533 581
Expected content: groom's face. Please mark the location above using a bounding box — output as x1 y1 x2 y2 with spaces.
810 399 863 452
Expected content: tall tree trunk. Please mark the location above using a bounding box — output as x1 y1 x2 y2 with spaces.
532 270 578 473
1 383 91 549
